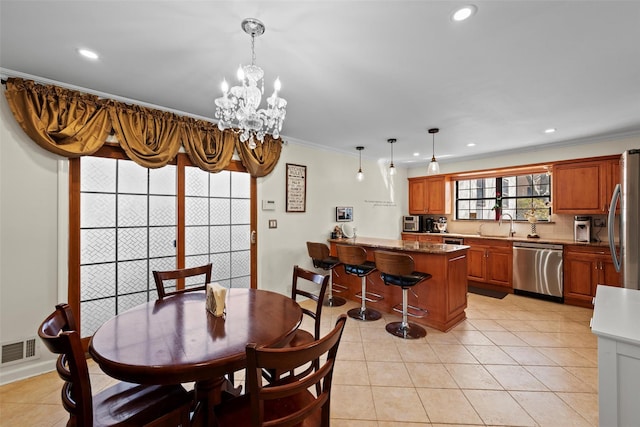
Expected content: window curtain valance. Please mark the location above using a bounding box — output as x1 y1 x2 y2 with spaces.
3 77 282 177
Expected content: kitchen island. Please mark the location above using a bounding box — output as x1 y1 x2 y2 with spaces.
328 237 469 332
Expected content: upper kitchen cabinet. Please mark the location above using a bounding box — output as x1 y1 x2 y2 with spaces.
408 176 451 215
552 156 620 215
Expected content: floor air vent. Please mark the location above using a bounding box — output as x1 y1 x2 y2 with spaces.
1 338 39 365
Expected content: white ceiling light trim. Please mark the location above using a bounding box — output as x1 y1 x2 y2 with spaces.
452 5 477 22
77 48 98 60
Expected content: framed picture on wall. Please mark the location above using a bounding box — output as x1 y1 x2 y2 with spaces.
286 163 306 212
336 206 353 222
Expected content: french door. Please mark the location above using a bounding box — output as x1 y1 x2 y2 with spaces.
69 146 256 343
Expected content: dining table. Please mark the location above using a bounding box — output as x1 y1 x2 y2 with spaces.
89 288 303 427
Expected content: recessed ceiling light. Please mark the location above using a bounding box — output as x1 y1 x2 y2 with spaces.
78 48 99 60
544 128 557 134
452 5 477 22
467 143 476 147
413 152 420 157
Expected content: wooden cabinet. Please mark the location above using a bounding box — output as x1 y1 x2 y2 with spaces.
401 233 443 243
465 238 513 290
553 157 620 214
408 176 451 215
563 245 621 307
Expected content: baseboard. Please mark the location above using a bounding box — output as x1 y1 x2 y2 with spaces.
0 358 56 386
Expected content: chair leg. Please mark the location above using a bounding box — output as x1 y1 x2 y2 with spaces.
385 288 426 339
347 276 381 321
323 269 346 307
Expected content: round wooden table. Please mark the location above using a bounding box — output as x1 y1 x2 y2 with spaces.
89 288 302 427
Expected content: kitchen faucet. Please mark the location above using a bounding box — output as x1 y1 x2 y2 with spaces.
499 213 516 237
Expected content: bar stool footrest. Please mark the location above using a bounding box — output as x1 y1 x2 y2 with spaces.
331 283 349 293
355 291 384 303
392 303 428 318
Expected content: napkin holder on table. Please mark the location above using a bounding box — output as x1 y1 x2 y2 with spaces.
206 282 227 317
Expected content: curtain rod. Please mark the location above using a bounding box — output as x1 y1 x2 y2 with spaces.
0 68 218 124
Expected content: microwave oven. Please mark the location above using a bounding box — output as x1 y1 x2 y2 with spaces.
402 215 421 232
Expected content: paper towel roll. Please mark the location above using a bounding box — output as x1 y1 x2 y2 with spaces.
206 282 227 317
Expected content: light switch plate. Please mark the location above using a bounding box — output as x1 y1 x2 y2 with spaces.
268 219 277 229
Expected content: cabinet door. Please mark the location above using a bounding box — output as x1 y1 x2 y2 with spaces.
564 252 597 303
408 178 427 214
467 246 487 281
553 161 605 214
604 159 620 214
425 177 445 214
599 258 622 288
486 249 512 287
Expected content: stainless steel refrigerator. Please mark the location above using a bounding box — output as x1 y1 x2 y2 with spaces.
608 149 640 289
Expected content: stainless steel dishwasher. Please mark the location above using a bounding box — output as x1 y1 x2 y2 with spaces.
512 242 564 302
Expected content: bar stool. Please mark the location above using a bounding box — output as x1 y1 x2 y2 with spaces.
336 244 383 321
306 242 347 307
374 250 431 339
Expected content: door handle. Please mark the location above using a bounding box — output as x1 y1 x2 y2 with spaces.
251 230 256 244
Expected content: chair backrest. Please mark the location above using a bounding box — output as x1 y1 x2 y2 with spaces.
38 303 93 426
291 265 330 340
152 263 212 299
336 244 367 266
306 241 330 263
246 314 348 427
374 250 415 277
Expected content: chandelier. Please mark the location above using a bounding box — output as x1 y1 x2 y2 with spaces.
214 18 287 149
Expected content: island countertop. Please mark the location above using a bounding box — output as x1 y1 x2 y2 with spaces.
328 237 469 331
328 236 469 254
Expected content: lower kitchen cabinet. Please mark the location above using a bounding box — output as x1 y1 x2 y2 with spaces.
465 238 512 291
401 233 443 243
563 245 621 307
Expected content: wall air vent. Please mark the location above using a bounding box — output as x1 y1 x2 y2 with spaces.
1 338 39 366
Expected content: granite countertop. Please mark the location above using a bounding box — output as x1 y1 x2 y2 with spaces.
328 236 469 254
401 231 615 247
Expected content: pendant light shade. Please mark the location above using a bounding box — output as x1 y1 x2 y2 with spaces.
388 138 397 176
356 146 364 181
427 128 440 175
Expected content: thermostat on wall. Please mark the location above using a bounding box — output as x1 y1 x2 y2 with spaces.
262 200 276 211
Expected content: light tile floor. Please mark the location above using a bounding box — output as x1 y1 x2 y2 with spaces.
0 292 598 426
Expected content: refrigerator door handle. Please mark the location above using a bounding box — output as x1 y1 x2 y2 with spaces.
608 183 621 272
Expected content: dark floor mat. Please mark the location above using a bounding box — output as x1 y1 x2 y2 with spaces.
468 285 508 299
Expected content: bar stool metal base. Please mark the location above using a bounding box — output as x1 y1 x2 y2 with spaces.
348 307 381 321
385 321 426 339
323 295 347 307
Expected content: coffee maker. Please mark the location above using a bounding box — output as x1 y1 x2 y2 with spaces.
574 216 591 242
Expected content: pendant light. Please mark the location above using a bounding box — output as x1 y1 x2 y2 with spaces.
427 128 440 175
388 138 397 176
356 146 365 181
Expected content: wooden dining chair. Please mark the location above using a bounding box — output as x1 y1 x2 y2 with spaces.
263 265 330 384
38 303 193 427
214 314 348 427
152 263 212 299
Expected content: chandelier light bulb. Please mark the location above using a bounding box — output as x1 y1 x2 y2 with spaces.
274 77 281 92
221 79 229 94
236 66 244 81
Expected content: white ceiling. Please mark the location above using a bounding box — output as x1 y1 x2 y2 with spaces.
1 1 639 168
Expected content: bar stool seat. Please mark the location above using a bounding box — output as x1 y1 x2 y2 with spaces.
306 242 347 307
374 250 432 339
336 244 382 321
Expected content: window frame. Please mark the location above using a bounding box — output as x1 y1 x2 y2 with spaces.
69 144 257 349
455 172 551 221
